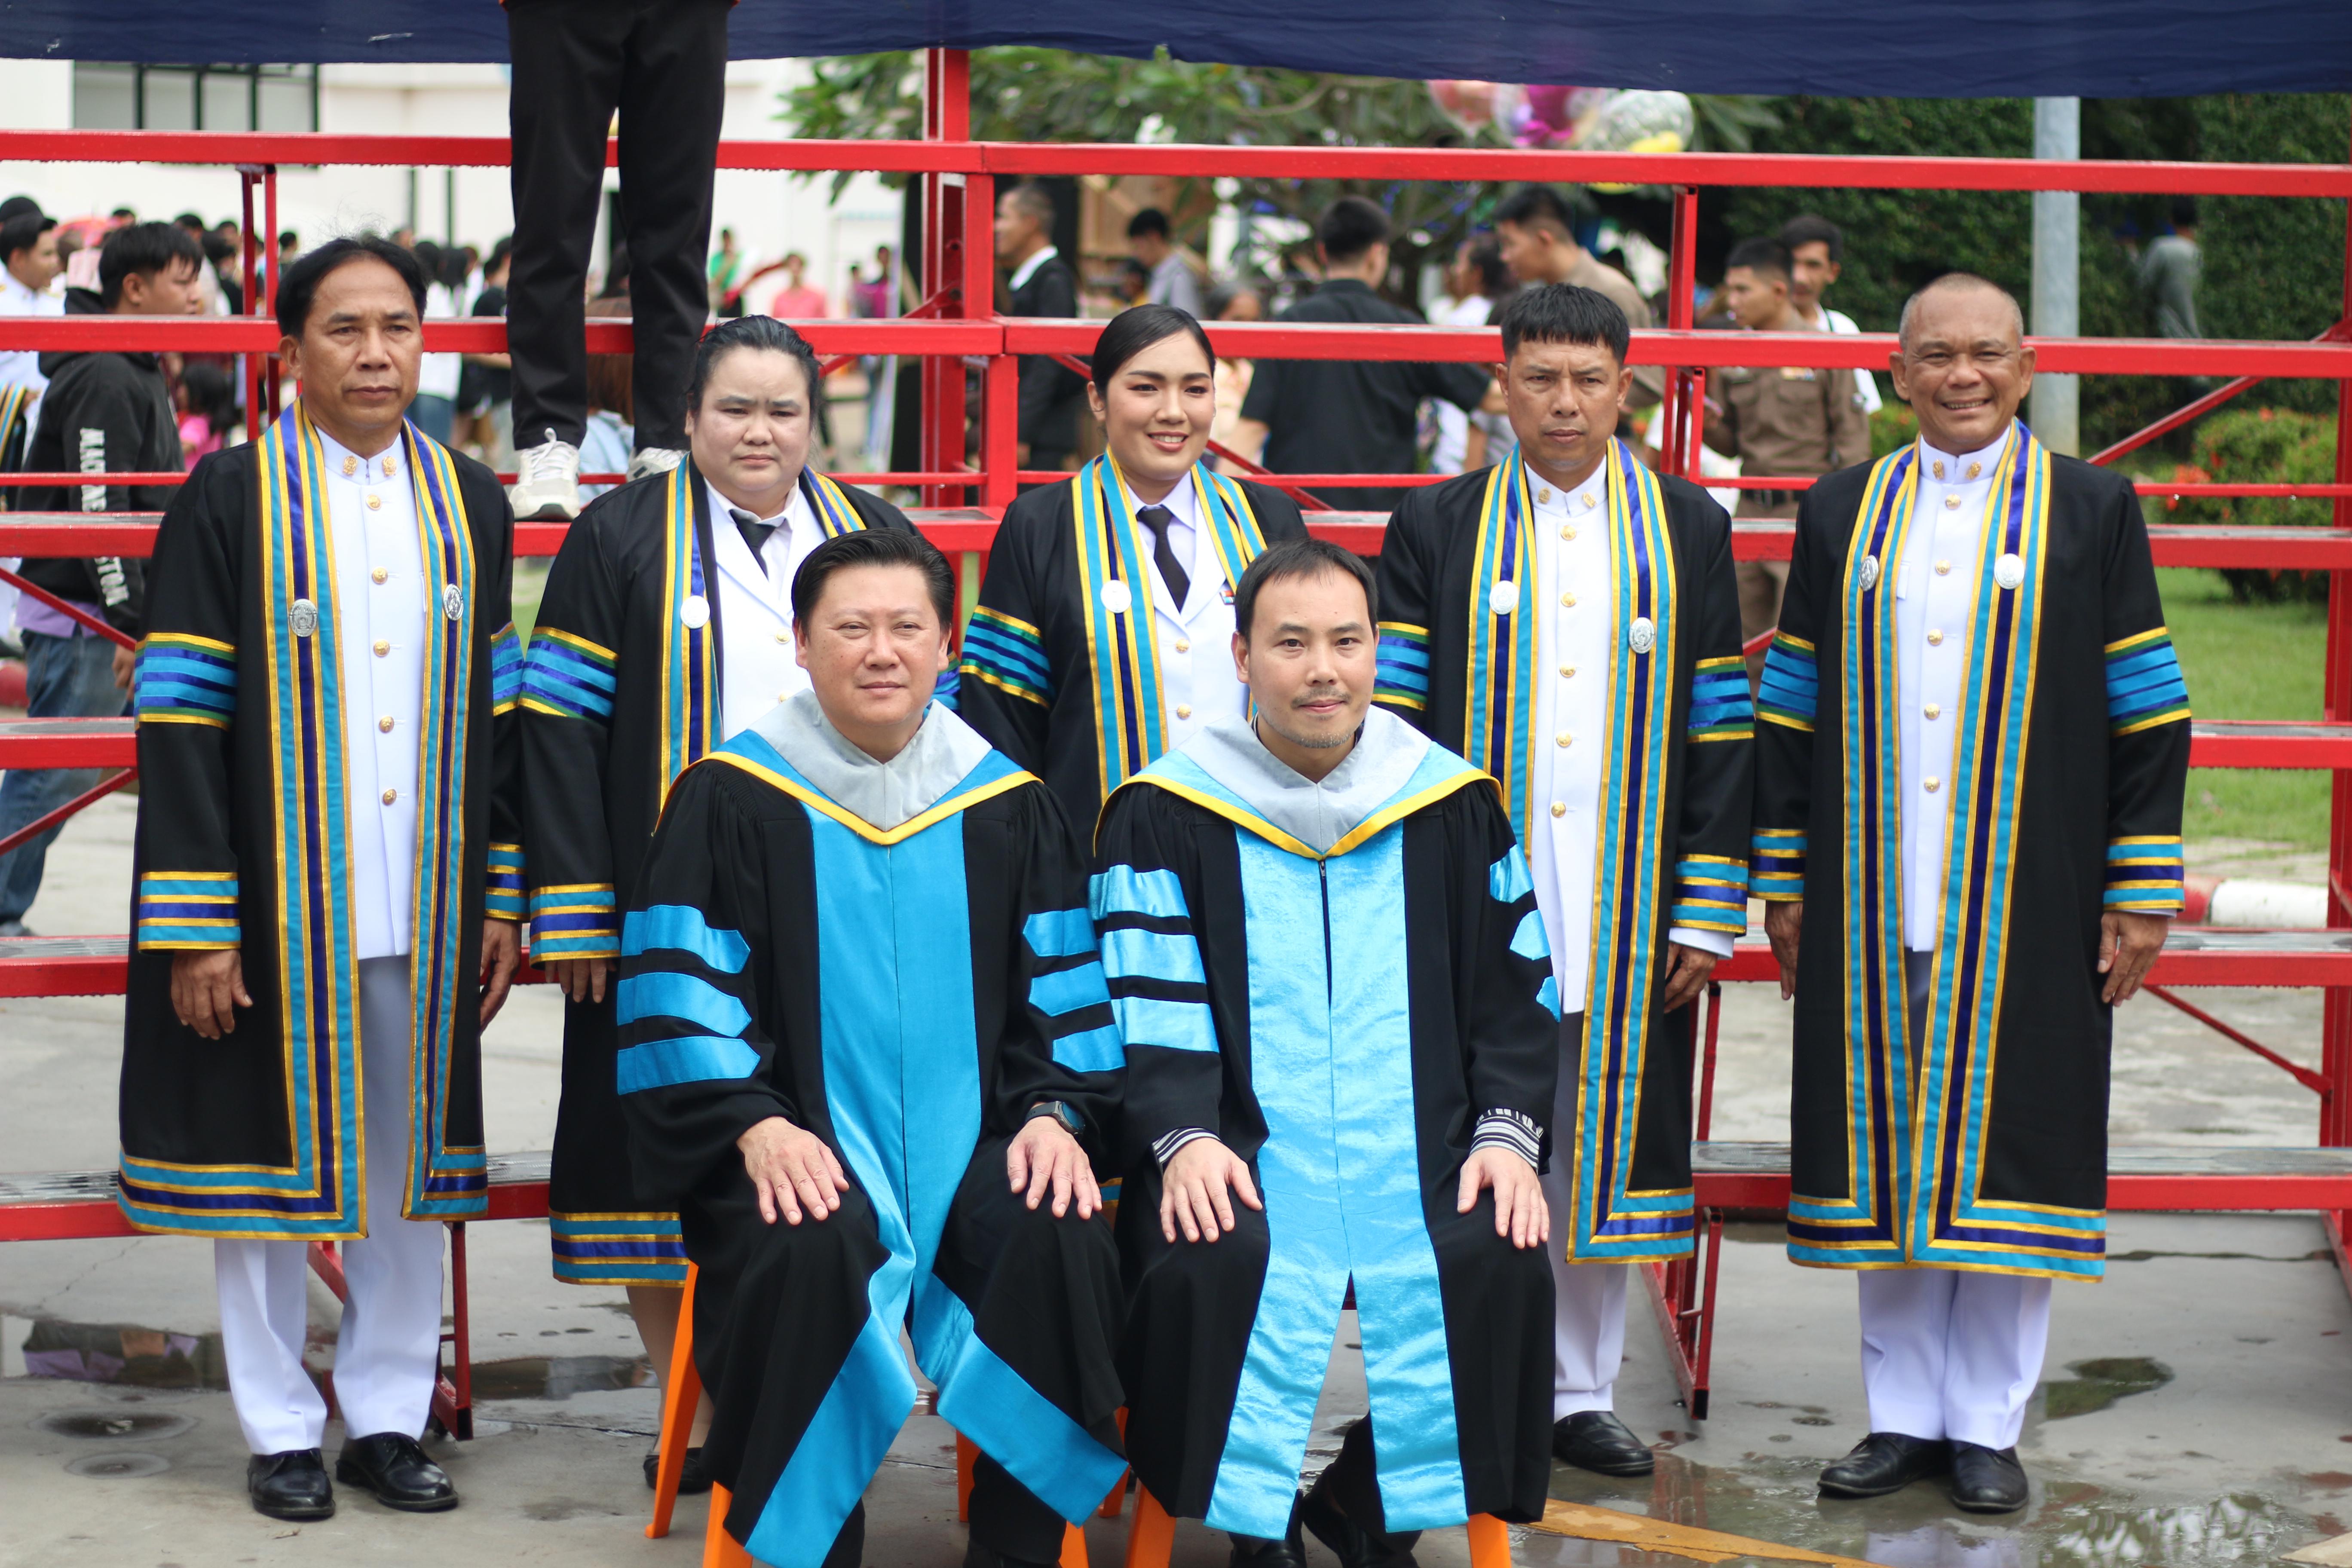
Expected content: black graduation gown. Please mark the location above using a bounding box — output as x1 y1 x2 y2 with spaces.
1372 443 1754 1262
1754 426 2191 1280
520 460 914 1285
1098 721 1558 1537
954 460 1307 831
616 723 1127 1567
118 405 522 1239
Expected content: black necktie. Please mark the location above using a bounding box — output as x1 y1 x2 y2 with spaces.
730 508 778 572
1136 504 1189 606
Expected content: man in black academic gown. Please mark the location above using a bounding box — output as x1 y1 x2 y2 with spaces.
1102 538 1557 1567
521 314 916 1489
618 528 1128 1568
1755 274 2190 1513
119 236 523 1519
1373 284 1752 1479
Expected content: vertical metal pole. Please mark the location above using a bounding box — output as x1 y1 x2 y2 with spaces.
239 168 262 443
1664 188 1698 475
263 167 282 418
2324 126 2352 1159
2030 98 2081 454
921 49 972 511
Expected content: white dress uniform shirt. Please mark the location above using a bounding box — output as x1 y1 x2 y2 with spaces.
318 429 427 960
1524 464 1731 1009
708 478 825 740
1894 424 2014 951
0 267 61 403
1008 245 1060 294
1123 470 1250 751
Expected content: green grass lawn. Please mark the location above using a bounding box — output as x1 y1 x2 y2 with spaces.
2159 567 2332 849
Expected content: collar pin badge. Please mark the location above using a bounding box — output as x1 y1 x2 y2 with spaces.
1489 579 1517 617
680 594 710 630
1628 616 1656 655
289 598 318 638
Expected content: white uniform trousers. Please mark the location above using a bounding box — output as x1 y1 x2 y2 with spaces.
214 956 448 1455
1540 1013 1628 1418
1856 952 2055 1452
1857 1269 2051 1451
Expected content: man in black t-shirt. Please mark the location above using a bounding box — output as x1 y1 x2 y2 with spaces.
1233 198 1490 513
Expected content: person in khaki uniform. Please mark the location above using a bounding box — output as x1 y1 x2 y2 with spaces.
1703 237 1870 661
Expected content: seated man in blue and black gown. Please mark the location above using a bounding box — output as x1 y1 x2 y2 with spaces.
616 528 1128 1568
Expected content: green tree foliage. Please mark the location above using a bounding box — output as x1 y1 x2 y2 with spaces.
2166 406 2340 602
2199 95 2349 415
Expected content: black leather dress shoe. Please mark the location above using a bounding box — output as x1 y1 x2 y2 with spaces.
642 1443 713 1494
335 1431 458 1511
1817 1433 1950 1498
1227 1498 1308 1568
1551 1411 1656 1477
1300 1464 1421 1568
248 1448 334 1520
1948 1442 2029 1513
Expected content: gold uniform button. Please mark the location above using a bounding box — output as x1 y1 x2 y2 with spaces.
1550 801 1566 818
378 716 394 733
1924 703 1941 720
1923 777 1942 794
1943 494 1962 510
1174 639 1190 653
365 493 383 511
1934 560 1951 576
1559 664 1575 679
381 787 398 805
1176 704 1193 720
341 455 358 476
373 639 391 656
1559 525 1574 541
1555 731 1572 748
1926 629 1945 647
371 567 388 585
1560 591 1577 609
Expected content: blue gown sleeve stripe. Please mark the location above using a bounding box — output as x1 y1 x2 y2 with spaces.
614 971 753 1037
1487 848 1535 904
1089 864 1190 921
1510 908 1551 962
616 1034 763 1093
1030 959 1113 1018
622 904 751 974
1099 925 1208 987
1023 906 1098 959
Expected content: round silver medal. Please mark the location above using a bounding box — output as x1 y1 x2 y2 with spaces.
1100 579 1133 616
680 594 710 629
289 598 318 638
441 583 464 622
1628 616 1656 655
1858 555 1880 592
1994 552 2025 591
1489 579 1517 616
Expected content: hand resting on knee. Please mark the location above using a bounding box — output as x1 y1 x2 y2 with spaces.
738 1116 850 1225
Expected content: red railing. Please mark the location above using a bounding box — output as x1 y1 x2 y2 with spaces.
1 70 2349 1435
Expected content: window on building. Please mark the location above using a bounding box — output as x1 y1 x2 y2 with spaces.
71 64 319 132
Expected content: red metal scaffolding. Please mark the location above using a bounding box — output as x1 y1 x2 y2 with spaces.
2 61 2351 1432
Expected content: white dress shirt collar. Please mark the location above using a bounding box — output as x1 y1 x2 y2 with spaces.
316 426 406 484
1915 424 2014 487
1008 244 1059 294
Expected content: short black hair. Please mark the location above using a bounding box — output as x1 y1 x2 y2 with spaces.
1127 208 1171 241
1003 183 1056 228
1089 303 1214 388
1495 283 1630 365
1724 237 1794 281
1317 196 1390 264
1233 537 1378 643
274 235 426 336
1494 184 1579 237
790 526 957 632
0 210 54 264
1464 234 1513 297
276 230 297 248
683 314 827 425
98 221 203 309
1777 213 1843 262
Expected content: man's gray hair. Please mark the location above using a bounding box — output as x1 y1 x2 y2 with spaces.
1897 272 2027 349
1004 182 1057 227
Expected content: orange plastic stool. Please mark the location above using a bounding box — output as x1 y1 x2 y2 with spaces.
646 1263 706 1539
704 1482 755 1566
1122 1485 1515 1568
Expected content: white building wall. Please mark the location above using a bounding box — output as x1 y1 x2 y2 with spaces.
0 57 899 316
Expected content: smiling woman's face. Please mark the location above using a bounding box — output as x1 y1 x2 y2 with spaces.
1088 330 1215 498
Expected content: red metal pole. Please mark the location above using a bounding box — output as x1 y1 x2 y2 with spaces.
921 51 973 511
1663 188 1698 474
239 168 262 444
0 768 135 861
263 166 281 419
